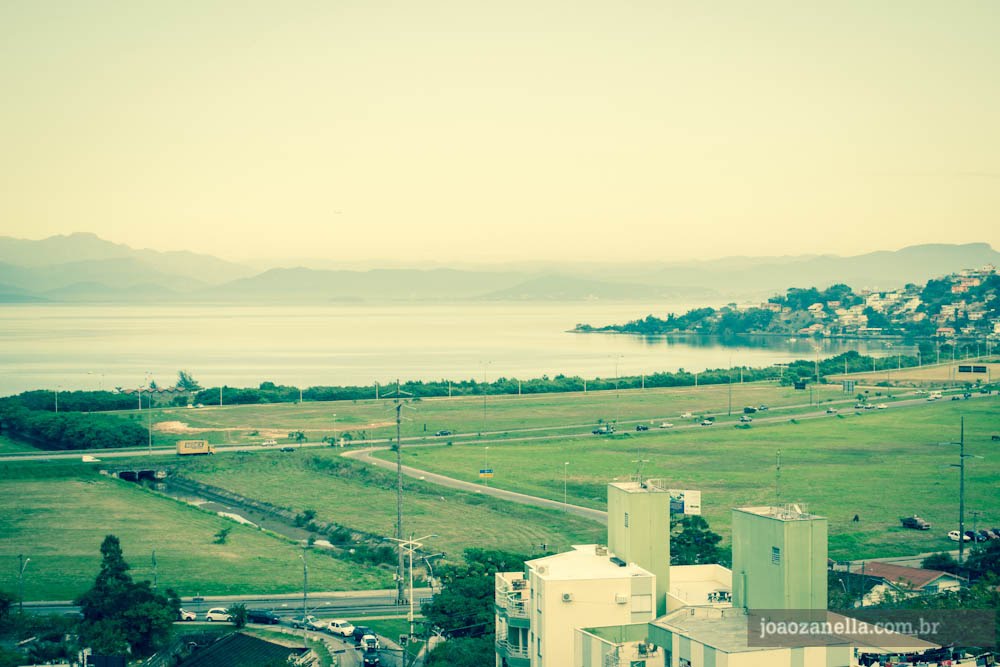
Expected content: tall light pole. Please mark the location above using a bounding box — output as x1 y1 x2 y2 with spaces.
481 361 492 435
940 417 983 564
563 462 569 510
611 354 623 424
17 555 29 614
484 447 490 488
389 534 435 652
299 549 308 645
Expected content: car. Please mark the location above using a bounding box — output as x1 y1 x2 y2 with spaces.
205 607 232 622
178 608 197 621
855 403 866 409
951 396 961 401
434 430 453 436
353 626 375 645
361 634 381 651
864 404 876 410
977 530 993 542
738 415 753 423
290 614 327 631
758 405 769 411
262 439 277 446
279 446 296 452
742 406 757 414
965 530 982 542
948 530 972 542
680 412 694 419
900 516 930 530
875 404 888 409
700 420 714 426
592 425 614 435
246 609 281 624
826 408 838 414
327 619 355 637
362 651 381 667
659 422 674 429
963 392 972 399
635 424 649 431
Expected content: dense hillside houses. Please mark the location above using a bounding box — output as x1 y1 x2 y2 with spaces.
577 265 1000 341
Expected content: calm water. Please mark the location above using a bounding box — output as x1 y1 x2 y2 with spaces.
0 303 913 396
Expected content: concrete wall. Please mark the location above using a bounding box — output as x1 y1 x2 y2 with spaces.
608 483 671 616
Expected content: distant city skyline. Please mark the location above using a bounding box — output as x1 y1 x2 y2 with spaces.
2 2 998 262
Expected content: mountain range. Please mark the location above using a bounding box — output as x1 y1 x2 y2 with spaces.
0 233 997 304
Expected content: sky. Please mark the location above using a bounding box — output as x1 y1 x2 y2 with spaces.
1 1 998 263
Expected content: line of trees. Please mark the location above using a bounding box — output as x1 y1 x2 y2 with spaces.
0 404 147 450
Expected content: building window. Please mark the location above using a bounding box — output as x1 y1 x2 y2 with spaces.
771 547 781 564
537 637 542 658
625 512 629 528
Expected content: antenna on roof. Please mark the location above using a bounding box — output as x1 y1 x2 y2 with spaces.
631 449 650 484
775 449 781 504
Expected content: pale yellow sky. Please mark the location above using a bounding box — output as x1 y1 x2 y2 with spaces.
1 1 998 263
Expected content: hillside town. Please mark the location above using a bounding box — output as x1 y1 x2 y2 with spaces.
579 266 1000 342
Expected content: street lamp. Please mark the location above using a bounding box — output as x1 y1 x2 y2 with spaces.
939 417 984 564
484 447 490 488
299 549 308 645
563 462 569 511
389 534 436 652
18 555 30 614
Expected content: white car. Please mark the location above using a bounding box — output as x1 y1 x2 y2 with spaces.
327 619 355 637
876 404 888 410
262 439 278 446
205 607 232 622
178 608 197 621
290 614 327 631
659 422 674 429
681 412 694 419
700 419 714 426
947 530 972 542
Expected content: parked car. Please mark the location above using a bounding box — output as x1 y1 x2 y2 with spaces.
948 530 972 542
951 396 962 401
700 419 714 427
262 439 277 446
758 405 769 411
659 422 674 429
826 408 838 414
361 634 381 651
290 615 327 631
205 607 232 622
742 406 757 414
964 531 979 542
900 516 930 530
279 446 296 452
247 609 281 624
977 530 993 542
592 425 614 435
178 608 197 621
635 424 649 431
972 530 989 542
876 404 888 410
738 415 753 423
327 619 355 637
680 412 694 419
855 403 866 409
434 430 453 436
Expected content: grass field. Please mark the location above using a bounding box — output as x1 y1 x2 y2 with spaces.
374 398 1000 560
178 449 605 563
131 381 847 448
0 434 42 453
0 464 392 601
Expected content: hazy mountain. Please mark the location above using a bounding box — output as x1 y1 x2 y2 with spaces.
197 267 528 302
40 281 183 302
0 282 46 303
0 257 205 293
481 274 717 301
0 233 253 286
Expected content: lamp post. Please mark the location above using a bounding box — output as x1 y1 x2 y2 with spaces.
484 447 490 488
940 417 983 564
563 462 569 511
389 534 435 655
17 555 30 614
299 549 308 645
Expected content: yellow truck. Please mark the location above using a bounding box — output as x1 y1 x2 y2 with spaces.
176 440 215 456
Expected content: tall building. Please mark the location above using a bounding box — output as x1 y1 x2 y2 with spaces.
607 480 671 615
731 504 827 610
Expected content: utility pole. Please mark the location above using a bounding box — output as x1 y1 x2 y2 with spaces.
775 450 781 503
151 549 157 590
300 549 308 645
389 533 435 662
481 361 491 435
563 462 569 511
386 379 412 606
17 555 29 614
940 417 982 564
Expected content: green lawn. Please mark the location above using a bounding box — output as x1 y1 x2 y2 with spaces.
0 464 391 601
127 380 847 448
179 449 605 563
375 398 1000 560
0 434 42 453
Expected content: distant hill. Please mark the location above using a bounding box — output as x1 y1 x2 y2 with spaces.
1 234 996 303
480 274 716 301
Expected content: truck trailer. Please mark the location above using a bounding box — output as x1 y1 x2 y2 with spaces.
176 440 215 456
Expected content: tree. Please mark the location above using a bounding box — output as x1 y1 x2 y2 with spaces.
176 371 202 391
289 430 307 445
424 636 494 667
965 540 1000 579
671 515 726 566
0 590 13 621
213 527 232 544
422 549 530 638
75 535 179 658
921 552 961 576
227 603 248 628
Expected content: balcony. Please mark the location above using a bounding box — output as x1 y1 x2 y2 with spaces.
495 573 530 626
496 638 531 667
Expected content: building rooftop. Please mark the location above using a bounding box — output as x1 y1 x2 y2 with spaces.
734 504 823 521
859 562 963 590
608 480 670 494
669 564 733 607
527 545 652 581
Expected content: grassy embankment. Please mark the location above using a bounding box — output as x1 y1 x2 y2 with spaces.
373 398 1000 560
134 380 846 448
0 462 392 601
